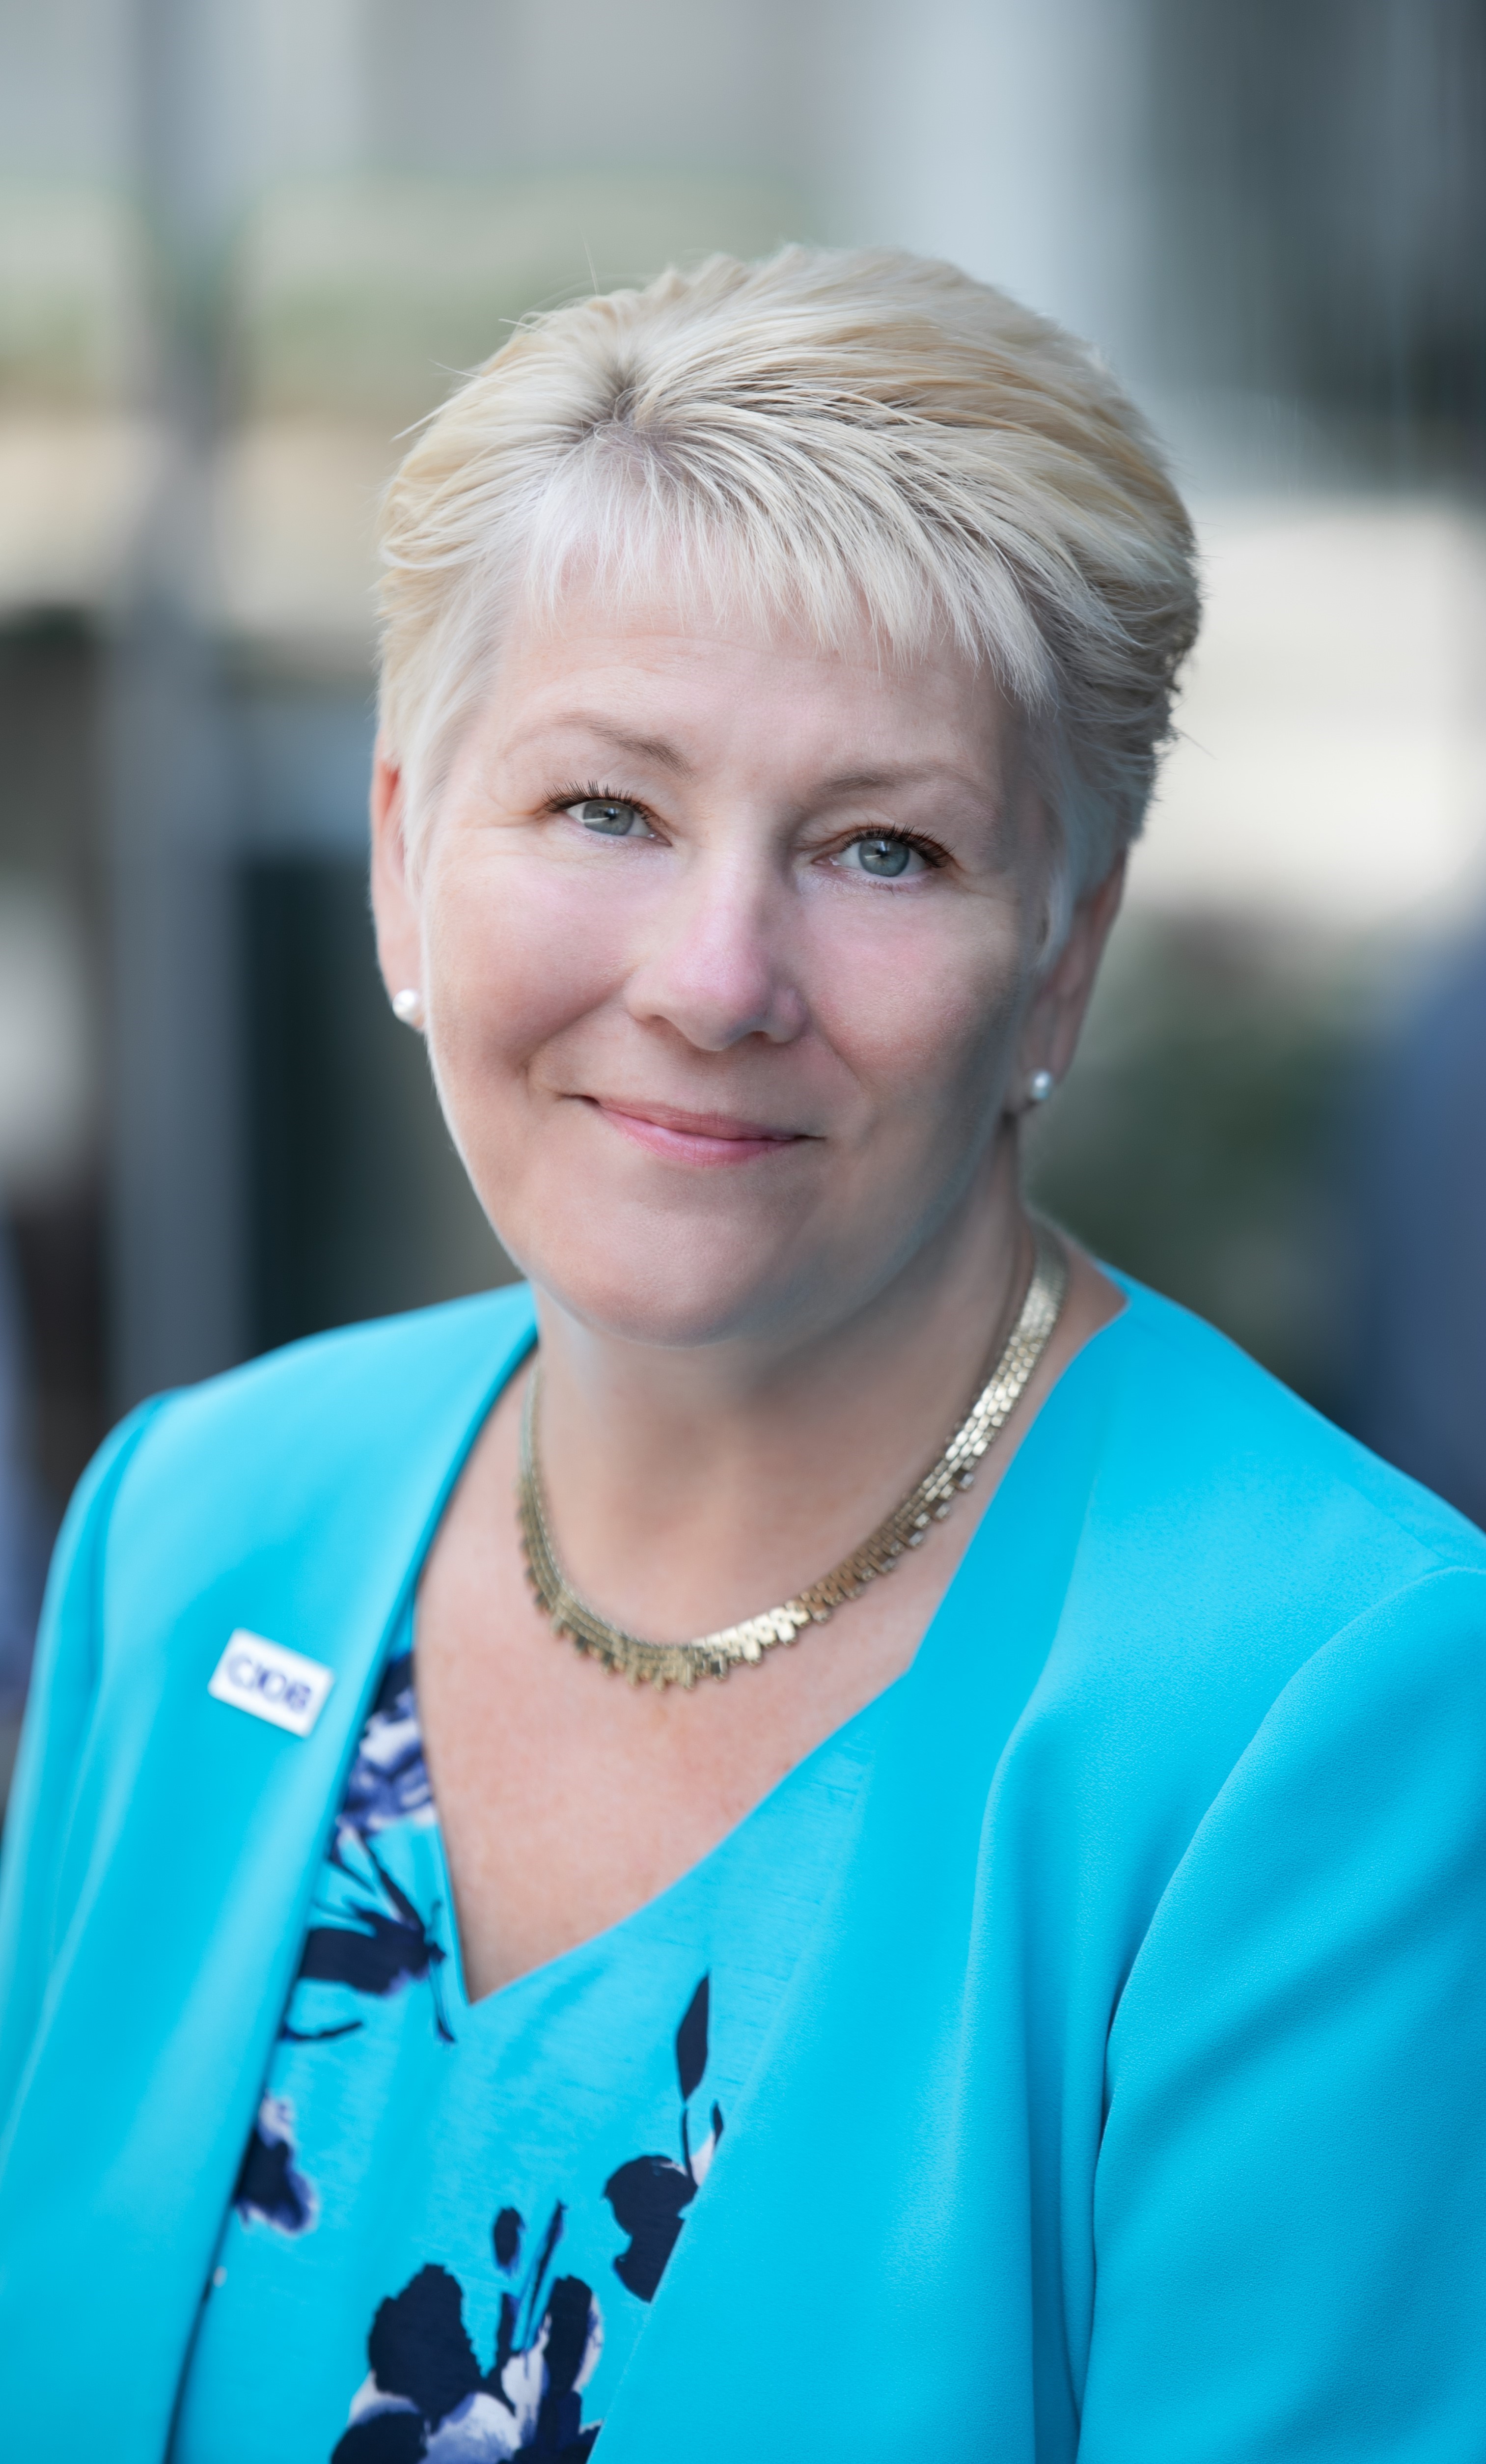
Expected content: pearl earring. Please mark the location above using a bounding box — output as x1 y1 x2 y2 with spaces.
1027 1068 1056 1105
391 988 425 1028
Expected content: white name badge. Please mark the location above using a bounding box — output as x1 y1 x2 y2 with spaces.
207 1631 335 1738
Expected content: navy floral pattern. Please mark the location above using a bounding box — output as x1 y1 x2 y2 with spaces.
282 1652 453 2053
337 1653 434 1845
604 1975 723 2300
289 1832 455 2047
234 2093 318 2237
332 2213 601 2462
331 1978 721 2460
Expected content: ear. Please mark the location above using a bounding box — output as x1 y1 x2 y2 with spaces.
368 736 424 1008
1012 857 1125 1107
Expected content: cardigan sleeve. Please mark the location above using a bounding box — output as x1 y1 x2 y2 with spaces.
0 1400 168 2140
1078 1563 1486 2463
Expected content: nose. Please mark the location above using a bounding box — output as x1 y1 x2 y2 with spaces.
622 851 808 1052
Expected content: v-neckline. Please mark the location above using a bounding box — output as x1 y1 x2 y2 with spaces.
393 1279 1132 2018
422 1633 899 2023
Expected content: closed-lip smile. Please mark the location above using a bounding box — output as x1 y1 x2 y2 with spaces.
580 1095 812 1166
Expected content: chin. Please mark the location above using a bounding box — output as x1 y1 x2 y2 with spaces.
503 1215 826 1353
478 1130 848 1350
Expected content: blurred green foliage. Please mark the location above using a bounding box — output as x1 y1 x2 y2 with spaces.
1026 915 1370 1413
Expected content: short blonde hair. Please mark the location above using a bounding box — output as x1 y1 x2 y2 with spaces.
377 245 1199 906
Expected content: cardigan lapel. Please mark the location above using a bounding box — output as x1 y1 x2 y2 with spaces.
0 1288 535 2464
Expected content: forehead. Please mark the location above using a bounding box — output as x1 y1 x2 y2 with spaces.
478 577 1016 790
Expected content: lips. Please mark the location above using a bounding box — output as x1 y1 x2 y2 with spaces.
581 1096 809 1167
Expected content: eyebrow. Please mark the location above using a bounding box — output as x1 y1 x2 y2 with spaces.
814 762 979 797
507 723 988 805
511 714 694 775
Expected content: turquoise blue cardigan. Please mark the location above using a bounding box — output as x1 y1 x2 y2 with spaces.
2 1277 1486 2460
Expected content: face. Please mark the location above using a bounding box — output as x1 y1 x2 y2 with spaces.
371 587 1119 1354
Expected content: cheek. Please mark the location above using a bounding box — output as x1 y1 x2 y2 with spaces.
422 845 625 1072
809 903 1024 1116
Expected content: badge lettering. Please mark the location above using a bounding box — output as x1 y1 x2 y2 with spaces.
207 1631 335 1738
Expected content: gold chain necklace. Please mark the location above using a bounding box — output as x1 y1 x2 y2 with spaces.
518 1218 1069 1690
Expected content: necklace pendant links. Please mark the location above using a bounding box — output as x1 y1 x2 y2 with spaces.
518 1219 1070 1690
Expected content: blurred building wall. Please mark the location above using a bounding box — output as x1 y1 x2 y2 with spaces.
0 0 1482 1661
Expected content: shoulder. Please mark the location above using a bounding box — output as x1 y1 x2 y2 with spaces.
1095 1273 1486 1584
999 1274 1486 1829
125 1284 533 1472
89 1285 537 1588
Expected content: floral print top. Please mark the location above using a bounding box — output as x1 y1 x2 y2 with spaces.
173 1604 881 2463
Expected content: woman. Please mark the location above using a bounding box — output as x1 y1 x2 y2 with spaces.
2 248 1484 2463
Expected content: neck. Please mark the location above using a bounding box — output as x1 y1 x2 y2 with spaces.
524 1133 1037 1641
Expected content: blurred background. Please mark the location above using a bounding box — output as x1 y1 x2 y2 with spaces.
1 0 1484 1778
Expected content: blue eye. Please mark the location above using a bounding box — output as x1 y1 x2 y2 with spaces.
569 797 653 838
839 833 923 879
